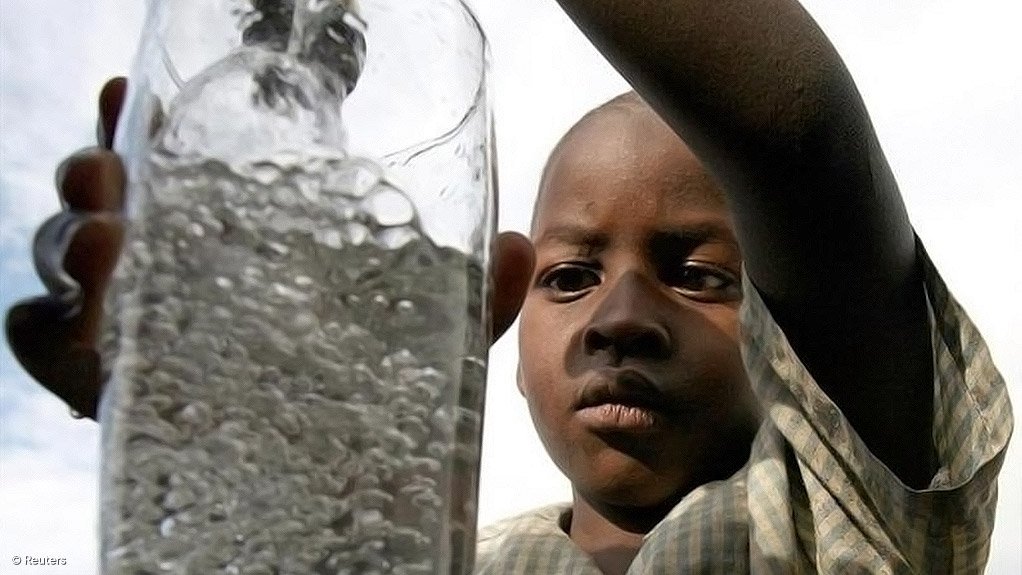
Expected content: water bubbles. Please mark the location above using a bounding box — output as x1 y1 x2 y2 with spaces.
105 155 488 573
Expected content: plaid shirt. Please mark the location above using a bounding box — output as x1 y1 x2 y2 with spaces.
475 241 1012 574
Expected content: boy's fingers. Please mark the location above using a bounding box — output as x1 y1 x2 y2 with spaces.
8 76 126 419
56 148 125 211
491 231 535 344
97 77 127 149
10 189 124 421
7 214 123 420
63 215 125 345
5 297 102 419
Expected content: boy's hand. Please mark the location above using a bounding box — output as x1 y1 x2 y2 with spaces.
5 78 128 420
5 76 534 421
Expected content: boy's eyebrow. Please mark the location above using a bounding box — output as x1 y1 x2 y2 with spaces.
535 225 609 251
651 223 738 247
536 223 737 249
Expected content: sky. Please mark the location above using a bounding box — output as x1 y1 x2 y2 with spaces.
1 0 1019 573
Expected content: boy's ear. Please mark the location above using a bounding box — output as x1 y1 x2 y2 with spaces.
490 232 534 345
516 363 526 397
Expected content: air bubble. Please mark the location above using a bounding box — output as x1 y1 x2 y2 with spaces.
345 221 369 245
377 226 418 249
164 212 190 232
212 306 233 321
290 311 318 334
176 402 213 431
318 228 344 249
361 184 415 227
326 157 382 198
272 281 310 303
411 491 443 510
256 240 290 259
159 517 176 537
273 409 303 438
250 162 280 185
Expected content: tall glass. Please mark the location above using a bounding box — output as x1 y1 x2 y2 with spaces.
97 0 494 573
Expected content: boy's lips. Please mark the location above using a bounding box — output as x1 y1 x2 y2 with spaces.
576 403 665 432
574 368 673 433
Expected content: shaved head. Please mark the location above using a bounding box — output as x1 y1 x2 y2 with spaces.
532 92 728 235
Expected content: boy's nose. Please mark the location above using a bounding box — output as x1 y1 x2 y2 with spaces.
583 272 672 363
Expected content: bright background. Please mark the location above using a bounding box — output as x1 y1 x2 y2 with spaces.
1 0 1019 572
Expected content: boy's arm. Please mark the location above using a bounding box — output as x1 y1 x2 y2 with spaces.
555 0 935 487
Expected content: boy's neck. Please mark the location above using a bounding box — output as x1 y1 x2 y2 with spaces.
567 492 675 575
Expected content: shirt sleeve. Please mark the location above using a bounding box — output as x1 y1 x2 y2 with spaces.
738 236 1013 574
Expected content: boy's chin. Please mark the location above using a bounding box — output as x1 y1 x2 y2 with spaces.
573 452 697 512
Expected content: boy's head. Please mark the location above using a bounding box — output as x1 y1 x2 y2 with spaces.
517 93 761 520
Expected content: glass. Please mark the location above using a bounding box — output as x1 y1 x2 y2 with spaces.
94 0 494 573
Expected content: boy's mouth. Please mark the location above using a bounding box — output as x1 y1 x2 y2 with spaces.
575 369 671 433
576 403 665 432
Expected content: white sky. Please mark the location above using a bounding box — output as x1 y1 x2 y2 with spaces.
1 0 1019 572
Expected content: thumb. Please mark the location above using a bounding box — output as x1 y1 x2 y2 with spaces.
97 77 127 149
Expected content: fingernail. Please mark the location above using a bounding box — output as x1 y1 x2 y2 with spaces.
67 345 101 420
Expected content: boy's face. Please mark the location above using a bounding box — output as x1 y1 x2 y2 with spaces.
518 105 761 511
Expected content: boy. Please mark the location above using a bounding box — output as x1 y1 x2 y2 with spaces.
474 90 1009 573
7 0 1011 573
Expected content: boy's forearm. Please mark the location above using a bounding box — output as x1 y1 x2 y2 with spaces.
551 0 856 179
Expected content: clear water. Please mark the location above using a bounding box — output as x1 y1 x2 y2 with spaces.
99 155 487 574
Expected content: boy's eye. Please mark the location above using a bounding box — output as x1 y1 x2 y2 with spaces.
539 264 601 298
663 263 740 301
